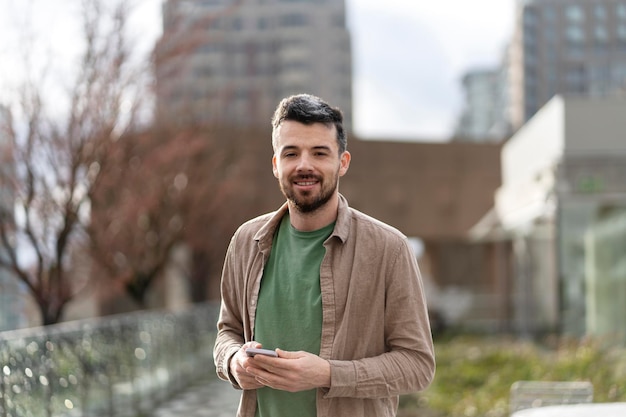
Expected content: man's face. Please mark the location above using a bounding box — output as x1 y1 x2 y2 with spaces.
272 120 350 213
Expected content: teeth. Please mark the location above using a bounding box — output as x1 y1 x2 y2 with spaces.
296 181 316 186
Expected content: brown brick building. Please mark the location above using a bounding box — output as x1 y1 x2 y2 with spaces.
341 139 511 331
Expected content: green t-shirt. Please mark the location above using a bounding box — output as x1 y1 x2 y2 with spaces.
254 214 334 417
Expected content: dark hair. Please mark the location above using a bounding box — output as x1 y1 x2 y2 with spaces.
271 94 347 154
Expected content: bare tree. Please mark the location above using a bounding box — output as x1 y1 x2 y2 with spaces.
0 0 149 325
87 125 237 309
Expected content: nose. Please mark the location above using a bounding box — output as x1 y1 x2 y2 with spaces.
296 153 314 172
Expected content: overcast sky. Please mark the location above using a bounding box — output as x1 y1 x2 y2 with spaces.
348 0 515 141
0 0 515 142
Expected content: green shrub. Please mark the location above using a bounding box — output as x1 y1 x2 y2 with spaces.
398 335 626 417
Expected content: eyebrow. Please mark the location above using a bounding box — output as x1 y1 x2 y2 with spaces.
280 145 333 153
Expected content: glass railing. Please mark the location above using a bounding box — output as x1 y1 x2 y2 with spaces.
0 302 219 417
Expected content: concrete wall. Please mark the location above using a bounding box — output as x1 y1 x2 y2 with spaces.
564 97 626 156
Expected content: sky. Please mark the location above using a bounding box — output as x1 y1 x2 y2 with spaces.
0 0 515 142
348 0 515 141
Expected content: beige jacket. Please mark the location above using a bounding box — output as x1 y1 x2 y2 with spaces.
214 195 435 417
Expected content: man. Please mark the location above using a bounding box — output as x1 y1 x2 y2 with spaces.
214 94 435 417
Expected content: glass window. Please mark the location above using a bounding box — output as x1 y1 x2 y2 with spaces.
612 63 626 86
524 7 538 27
280 13 309 27
589 65 610 95
565 25 585 43
524 32 537 50
565 5 585 22
197 43 220 54
231 17 243 31
281 60 310 72
594 26 609 42
546 74 558 98
197 0 236 11
594 4 607 20
544 26 557 44
565 66 586 93
257 17 269 30
567 43 585 59
280 38 305 48
543 5 556 22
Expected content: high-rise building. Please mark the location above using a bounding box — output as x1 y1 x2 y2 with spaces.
155 0 352 129
508 0 626 131
454 68 506 142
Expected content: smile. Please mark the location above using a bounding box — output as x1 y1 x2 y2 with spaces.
295 181 317 186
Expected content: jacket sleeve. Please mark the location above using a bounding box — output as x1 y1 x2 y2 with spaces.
213 232 246 387
324 237 436 398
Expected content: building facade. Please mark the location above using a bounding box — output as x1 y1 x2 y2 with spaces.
458 0 626 140
508 0 626 131
484 96 626 339
155 0 352 128
454 68 507 142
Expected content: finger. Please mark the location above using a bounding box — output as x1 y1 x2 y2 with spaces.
275 348 297 358
241 377 265 390
246 360 273 377
254 371 290 390
242 341 262 350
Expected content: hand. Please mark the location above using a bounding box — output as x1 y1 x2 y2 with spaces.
229 342 266 390
245 349 331 393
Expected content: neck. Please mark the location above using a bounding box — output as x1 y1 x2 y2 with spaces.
288 194 339 232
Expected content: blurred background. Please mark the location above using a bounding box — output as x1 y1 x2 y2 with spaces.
1 0 626 416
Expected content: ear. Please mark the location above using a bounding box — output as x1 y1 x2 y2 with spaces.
339 151 351 177
272 154 279 178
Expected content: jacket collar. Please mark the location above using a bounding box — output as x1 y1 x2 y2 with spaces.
254 193 351 253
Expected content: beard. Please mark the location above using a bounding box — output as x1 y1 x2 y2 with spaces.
280 172 339 214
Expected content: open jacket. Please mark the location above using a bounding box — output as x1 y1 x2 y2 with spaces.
214 194 435 417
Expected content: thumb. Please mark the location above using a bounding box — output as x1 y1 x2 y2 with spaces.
275 348 299 359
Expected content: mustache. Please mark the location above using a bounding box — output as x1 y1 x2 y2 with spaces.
291 174 321 181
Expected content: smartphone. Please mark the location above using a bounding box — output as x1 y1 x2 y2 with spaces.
245 348 278 357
